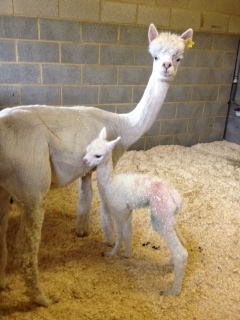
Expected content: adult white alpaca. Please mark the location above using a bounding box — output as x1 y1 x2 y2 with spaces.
83 127 188 296
0 24 193 306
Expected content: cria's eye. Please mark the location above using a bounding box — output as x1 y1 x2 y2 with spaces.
176 58 181 62
95 155 102 158
154 57 158 60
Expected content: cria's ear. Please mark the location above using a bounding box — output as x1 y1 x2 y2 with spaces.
148 24 158 43
106 137 121 153
99 127 107 140
181 28 193 40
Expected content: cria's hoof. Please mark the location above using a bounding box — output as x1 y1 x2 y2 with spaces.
105 242 114 247
161 288 179 296
122 252 131 258
75 230 89 238
103 251 115 257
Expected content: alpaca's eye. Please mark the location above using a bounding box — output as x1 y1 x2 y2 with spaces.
154 57 158 60
176 56 183 62
95 155 102 158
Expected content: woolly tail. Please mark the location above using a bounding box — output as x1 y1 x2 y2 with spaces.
170 188 182 216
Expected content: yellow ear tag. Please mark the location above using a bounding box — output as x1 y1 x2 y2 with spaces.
184 38 194 48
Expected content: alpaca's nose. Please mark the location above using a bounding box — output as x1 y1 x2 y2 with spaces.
163 61 172 69
82 158 88 166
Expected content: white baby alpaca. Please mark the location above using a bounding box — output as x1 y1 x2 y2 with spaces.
83 128 188 296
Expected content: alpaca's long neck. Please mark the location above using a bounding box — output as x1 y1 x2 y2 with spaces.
96 153 114 193
120 74 170 147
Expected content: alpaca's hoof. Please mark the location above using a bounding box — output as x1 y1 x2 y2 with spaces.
75 219 89 237
0 276 8 290
34 294 54 307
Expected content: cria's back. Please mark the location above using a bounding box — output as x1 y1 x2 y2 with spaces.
107 173 152 210
104 173 181 214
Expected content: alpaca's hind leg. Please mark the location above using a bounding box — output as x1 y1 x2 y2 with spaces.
15 151 52 306
76 173 93 237
161 229 188 295
0 188 11 290
17 202 52 307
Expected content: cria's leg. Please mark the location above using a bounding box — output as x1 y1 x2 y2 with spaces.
0 188 11 290
122 211 133 258
76 173 92 237
103 209 130 257
99 199 115 246
103 217 123 257
168 226 186 265
161 229 188 296
175 225 186 246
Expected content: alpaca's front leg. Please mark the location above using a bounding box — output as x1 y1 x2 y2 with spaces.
0 188 11 290
76 173 92 237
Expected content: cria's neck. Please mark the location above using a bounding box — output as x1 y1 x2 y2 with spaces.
96 153 114 188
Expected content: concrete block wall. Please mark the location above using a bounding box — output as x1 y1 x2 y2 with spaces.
0 0 240 149
224 86 240 144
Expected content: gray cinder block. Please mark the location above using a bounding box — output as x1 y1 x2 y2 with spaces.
0 64 40 84
0 16 37 39
18 41 59 62
42 65 80 85
62 86 98 105
61 44 98 64
40 19 80 42
0 40 15 61
82 23 118 44
21 86 60 105
0 86 19 106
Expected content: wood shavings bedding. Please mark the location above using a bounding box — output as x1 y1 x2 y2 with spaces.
1 140 239 320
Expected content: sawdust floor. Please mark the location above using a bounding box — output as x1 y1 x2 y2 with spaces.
1 140 240 320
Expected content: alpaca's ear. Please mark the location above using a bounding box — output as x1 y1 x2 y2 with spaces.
106 137 121 152
148 24 158 43
181 28 193 40
99 127 107 140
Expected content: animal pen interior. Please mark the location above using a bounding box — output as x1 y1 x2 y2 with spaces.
0 1 240 320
